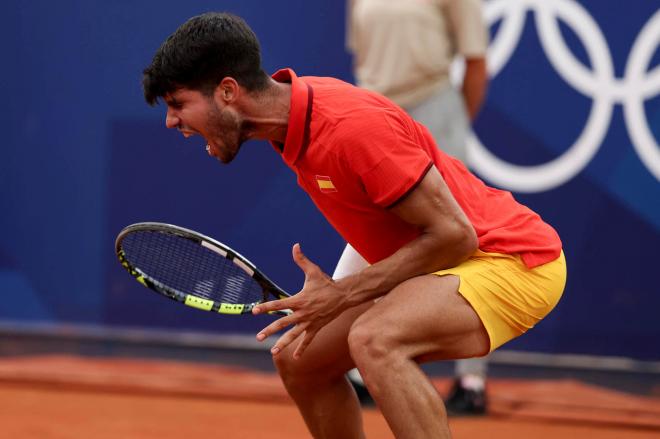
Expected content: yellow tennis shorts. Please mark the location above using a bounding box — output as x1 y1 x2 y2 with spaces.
433 250 566 352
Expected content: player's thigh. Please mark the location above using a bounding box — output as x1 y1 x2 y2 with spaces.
352 274 489 363
274 299 374 378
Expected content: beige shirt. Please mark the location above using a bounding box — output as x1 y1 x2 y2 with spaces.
347 0 487 107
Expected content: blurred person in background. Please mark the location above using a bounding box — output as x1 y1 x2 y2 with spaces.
342 0 490 415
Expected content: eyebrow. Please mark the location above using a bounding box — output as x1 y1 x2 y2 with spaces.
164 95 180 106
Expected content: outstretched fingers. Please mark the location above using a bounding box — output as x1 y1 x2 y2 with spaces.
270 321 310 356
292 327 319 359
293 243 321 278
256 313 297 341
253 297 293 315
254 243 340 359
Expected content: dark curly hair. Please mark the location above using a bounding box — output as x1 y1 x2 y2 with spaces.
143 12 269 105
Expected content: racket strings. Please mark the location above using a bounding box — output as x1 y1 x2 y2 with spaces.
121 231 265 304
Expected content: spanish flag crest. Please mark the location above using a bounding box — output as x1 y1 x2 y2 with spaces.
315 175 337 193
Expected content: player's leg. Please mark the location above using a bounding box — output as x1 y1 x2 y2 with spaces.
274 244 371 439
348 274 489 439
274 300 372 439
347 250 565 439
332 244 372 402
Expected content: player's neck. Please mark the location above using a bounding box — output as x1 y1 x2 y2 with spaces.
240 79 291 143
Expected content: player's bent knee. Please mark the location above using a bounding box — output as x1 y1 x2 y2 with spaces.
273 347 344 389
273 354 316 391
347 317 397 369
273 348 311 377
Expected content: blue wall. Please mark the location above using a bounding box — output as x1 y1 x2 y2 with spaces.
1 1 659 360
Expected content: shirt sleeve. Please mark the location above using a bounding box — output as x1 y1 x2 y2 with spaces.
446 0 488 58
343 111 433 208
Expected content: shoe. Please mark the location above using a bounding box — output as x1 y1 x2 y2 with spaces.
444 378 487 416
347 369 375 406
351 378 374 406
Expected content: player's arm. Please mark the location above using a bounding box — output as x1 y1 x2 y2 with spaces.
336 165 478 307
253 165 478 358
462 57 488 120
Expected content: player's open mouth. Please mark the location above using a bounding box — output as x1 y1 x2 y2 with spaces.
179 129 197 138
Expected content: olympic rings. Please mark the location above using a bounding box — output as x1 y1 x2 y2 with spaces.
469 0 660 192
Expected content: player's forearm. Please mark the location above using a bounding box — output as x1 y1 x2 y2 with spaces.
462 57 488 121
337 225 477 307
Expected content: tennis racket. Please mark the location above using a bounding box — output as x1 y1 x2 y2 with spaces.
115 222 291 315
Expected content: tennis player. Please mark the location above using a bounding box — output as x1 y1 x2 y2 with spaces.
143 13 566 439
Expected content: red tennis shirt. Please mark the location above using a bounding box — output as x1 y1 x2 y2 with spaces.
270 69 562 268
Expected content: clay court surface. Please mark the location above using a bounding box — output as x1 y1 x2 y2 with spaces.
0 356 659 438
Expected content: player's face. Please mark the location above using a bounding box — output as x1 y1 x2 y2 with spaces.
164 88 246 164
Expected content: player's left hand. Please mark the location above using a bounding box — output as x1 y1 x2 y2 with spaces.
252 243 350 359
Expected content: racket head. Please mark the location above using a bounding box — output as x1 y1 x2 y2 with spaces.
115 222 290 315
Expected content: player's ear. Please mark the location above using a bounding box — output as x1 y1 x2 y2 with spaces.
216 77 240 103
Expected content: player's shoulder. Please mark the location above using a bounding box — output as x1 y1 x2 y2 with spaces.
301 75 388 108
301 75 351 88
299 76 421 164
303 76 408 131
